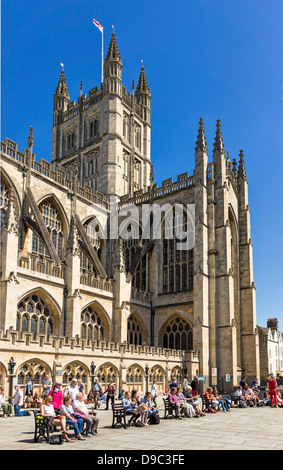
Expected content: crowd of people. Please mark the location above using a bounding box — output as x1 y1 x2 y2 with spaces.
0 372 281 442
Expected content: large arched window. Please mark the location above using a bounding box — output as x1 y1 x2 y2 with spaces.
162 210 194 294
17 294 55 338
32 200 64 259
96 363 117 386
16 361 51 391
161 316 193 351
81 305 105 341
127 314 143 346
62 363 87 387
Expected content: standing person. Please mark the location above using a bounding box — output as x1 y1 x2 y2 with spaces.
92 377 103 409
183 375 189 393
78 380 85 396
151 380 158 407
105 379 116 410
169 377 179 389
12 385 30 416
64 378 79 404
267 375 279 408
25 379 34 408
239 376 247 390
42 375 52 399
49 382 63 414
73 392 100 437
191 376 199 397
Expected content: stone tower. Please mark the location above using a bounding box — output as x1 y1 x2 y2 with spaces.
51 32 152 197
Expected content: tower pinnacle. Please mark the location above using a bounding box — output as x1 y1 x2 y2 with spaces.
195 117 208 154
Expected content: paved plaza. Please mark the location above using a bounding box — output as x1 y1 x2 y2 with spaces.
0 397 282 451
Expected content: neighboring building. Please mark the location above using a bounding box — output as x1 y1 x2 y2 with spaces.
258 318 283 379
0 32 260 396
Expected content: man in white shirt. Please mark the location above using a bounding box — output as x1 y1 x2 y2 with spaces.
13 385 30 416
73 392 100 437
64 378 79 403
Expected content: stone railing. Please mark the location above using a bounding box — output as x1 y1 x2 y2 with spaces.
0 328 199 364
80 269 113 293
18 251 65 279
1 137 110 210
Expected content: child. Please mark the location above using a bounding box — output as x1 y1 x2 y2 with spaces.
267 375 278 408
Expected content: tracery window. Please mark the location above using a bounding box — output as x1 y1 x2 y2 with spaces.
81 305 105 341
16 361 50 389
0 181 9 230
17 294 54 338
62 363 87 387
162 316 193 351
127 315 142 346
162 211 193 294
31 200 64 260
96 364 117 385
149 366 164 390
126 365 143 390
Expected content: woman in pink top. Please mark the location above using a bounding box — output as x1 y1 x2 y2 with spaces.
48 382 63 413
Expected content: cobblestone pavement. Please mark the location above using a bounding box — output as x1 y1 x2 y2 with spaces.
1 398 282 451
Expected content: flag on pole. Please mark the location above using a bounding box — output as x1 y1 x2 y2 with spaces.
92 18 104 83
93 18 103 33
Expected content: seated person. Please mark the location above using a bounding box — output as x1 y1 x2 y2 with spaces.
204 387 218 412
211 386 231 412
176 387 196 417
168 387 182 419
118 389 125 400
141 392 159 418
183 386 205 417
262 391 270 406
40 395 73 442
122 391 141 426
234 386 243 402
72 392 100 436
251 377 260 391
60 395 85 440
243 385 256 405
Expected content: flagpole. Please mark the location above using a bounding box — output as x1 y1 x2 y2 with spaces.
101 27 104 84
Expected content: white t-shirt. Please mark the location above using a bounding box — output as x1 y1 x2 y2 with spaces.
234 390 242 398
44 404 55 416
13 389 24 406
151 384 157 397
73 399 88 415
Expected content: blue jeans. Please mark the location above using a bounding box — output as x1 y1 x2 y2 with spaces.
66 418 84 436
14 405 29 416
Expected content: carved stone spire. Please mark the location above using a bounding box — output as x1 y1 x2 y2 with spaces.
195 117 208 154
136 65 150 94
213 119 225 155
238 149 247 181
55 68 70 99
28 126 33 149
105 31 122 62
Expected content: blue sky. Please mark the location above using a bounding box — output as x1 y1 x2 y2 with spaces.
2 0 283 327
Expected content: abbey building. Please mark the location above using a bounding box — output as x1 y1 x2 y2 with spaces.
0 32 260 395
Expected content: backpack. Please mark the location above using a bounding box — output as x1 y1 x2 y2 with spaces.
239 400 247 408
149 411 160 425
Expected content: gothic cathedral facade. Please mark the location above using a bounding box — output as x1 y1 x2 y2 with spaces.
0 32 260 395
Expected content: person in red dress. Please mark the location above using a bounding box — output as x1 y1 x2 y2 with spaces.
267 375 279 408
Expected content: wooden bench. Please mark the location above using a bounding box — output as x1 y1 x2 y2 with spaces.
111 401 127 429
33 410 56 443
163 397 178 419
